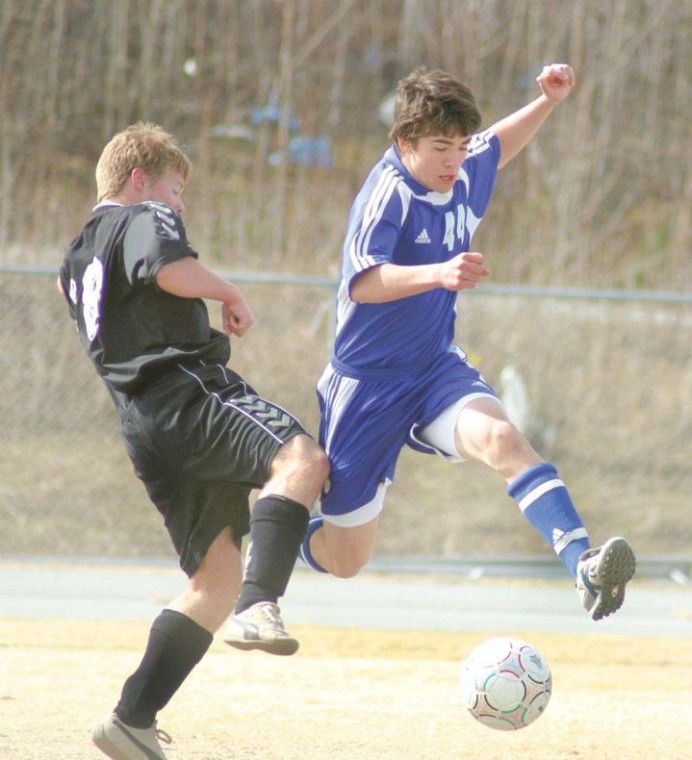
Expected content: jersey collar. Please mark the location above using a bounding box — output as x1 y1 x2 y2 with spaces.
92 201 125 211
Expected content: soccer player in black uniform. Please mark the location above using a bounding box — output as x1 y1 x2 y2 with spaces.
59 122 329 759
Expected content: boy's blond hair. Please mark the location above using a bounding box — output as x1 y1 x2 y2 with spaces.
95 122 192 202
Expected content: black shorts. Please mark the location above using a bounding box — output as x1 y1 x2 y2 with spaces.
119 362 309 576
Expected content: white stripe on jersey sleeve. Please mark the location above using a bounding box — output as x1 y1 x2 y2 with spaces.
349 165 401 273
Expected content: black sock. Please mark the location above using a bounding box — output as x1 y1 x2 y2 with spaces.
115 609 213 728
234 495 309 613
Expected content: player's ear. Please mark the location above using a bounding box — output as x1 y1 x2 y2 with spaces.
130 167 148 192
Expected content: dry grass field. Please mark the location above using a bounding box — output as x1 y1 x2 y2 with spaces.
1 619 690 760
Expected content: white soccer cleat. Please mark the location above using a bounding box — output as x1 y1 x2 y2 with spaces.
92 712 172 759
224 601 299 656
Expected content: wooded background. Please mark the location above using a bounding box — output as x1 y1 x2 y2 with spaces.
1 0 690 288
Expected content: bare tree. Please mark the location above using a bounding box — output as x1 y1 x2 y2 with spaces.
0 0 688 288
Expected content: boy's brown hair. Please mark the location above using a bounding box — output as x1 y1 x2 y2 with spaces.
95 122 192 202
389 67 482 143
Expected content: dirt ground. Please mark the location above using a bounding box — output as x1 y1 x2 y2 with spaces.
1 620 690 760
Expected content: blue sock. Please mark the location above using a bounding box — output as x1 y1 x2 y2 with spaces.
507 463 590 577
299 515 328 573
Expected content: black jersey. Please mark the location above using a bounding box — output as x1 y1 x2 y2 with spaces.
60 202 230 394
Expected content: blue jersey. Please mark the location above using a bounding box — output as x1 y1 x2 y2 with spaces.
334 130 500 374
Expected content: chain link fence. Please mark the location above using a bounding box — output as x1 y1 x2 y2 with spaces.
1 268 690 567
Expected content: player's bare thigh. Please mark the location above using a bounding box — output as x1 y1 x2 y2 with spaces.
455 396 541 479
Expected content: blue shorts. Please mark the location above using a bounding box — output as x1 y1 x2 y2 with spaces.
317 347 497 526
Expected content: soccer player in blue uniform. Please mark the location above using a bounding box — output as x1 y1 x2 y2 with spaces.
60 123 329 758
300 64 635 621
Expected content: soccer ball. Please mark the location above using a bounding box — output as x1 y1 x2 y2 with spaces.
459 637 552 731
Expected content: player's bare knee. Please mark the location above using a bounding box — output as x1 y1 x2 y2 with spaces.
307 441 330 486
279 434 330 484
487 419 526 460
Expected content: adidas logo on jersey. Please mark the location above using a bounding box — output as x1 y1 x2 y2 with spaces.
415 228 431 244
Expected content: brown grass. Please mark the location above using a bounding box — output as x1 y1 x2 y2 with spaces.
1 620 690 760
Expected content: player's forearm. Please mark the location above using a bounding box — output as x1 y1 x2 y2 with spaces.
351 263 442 303
491 94 558 169
156 256 243 304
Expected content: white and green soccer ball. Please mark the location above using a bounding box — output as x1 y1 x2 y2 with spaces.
459 637 552 731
